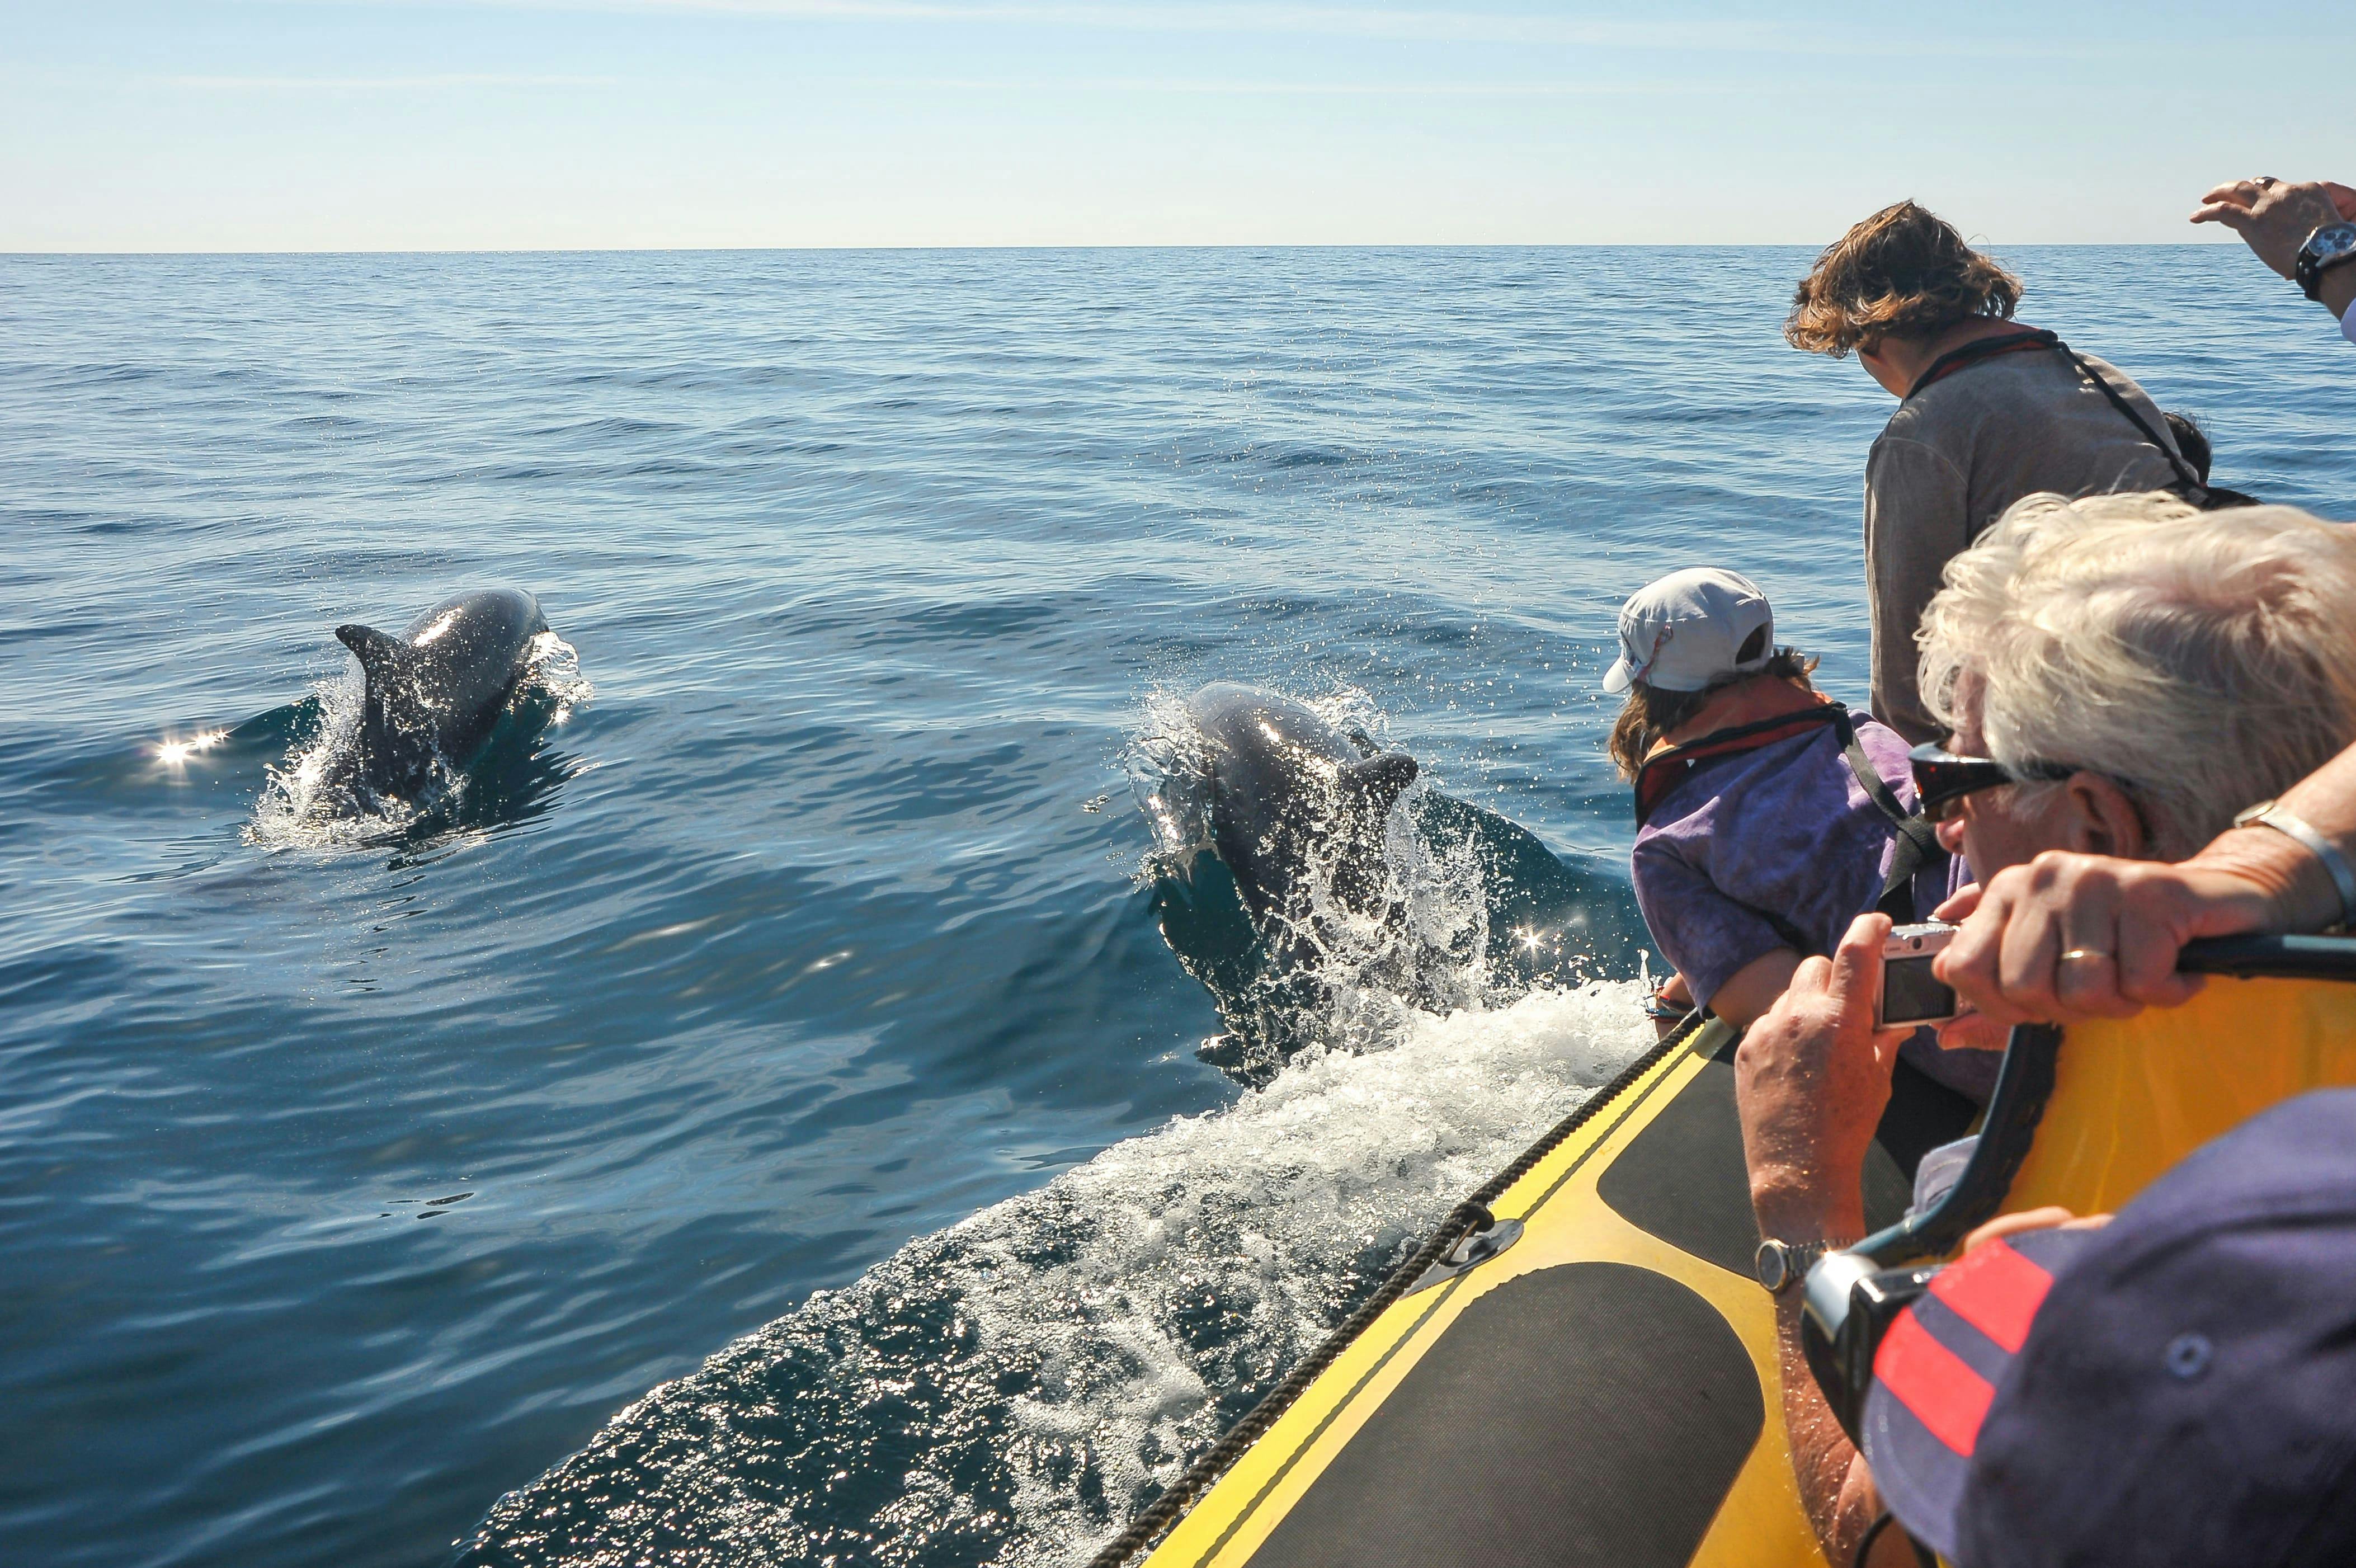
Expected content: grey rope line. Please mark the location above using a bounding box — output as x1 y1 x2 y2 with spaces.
1084 1018 1696 1568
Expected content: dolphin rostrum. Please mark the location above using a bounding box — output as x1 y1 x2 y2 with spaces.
327 588 550 807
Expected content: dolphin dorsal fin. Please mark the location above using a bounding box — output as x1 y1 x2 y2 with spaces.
1341 751 1419 816
334 624 432 732
335 623 410 681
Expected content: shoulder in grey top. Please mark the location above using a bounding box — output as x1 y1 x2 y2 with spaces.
1863 346 2185 744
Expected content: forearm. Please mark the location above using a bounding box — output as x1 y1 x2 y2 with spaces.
2277 740 2356 854
2321 266 2356 324
1707 947 1805 1031
2182 739 2356 931
1736 924 1912 1561
1758 1183 1877 1562
1777 1294 1882 1562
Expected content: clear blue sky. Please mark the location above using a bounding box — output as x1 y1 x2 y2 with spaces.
6 1 2352 251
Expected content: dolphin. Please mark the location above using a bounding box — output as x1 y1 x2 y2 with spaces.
1183 682 1420 958
1154 682 1660 1077
326 588 550 807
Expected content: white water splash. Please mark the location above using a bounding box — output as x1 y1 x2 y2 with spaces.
984 983 1652 1566
463 686 1647 1567
246 632 592 850
1127 683 1502 1062
463 981 1653 1568
522 630 596 721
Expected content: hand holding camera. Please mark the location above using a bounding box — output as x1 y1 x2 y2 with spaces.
1735 913 1917 1244
1876 921 1959 1029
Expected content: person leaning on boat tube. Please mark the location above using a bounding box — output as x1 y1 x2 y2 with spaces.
1914 490 2356 1048
1785 201 2199 747
1731 490 2356 1565
1601 567 1995 1099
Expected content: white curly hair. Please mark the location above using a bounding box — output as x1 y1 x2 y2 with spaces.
1917 490 2356 858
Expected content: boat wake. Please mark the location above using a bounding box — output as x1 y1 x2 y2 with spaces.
457 984 1652 1568
458 687 1653 1567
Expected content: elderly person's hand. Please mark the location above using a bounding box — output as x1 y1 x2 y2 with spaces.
1929 857 2243 1031
1736 913 1911 1242
1930 788 2353 1034
2190 177 2356 280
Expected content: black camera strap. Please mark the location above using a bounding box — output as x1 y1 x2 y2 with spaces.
1906 325 2242 509
1830 707 1946 922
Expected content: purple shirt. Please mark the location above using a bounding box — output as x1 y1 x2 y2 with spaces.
1632 709 1999 1101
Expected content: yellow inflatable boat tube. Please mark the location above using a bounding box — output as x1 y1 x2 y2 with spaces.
1097 936 2356 1568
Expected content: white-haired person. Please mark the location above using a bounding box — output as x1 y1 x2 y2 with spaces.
1728 490 2356 1565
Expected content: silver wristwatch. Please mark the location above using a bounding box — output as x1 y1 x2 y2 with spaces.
1755 1237 1835 1294
2232 799 2356 931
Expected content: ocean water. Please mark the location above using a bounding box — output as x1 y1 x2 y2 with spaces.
2 247 2349 1568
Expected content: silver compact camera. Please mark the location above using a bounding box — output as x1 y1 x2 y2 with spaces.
1876 921 1959 1029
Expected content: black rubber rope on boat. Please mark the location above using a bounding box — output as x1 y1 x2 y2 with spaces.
1086 1017 1697 1568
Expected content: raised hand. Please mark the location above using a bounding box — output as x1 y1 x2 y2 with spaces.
2190 176 2351 281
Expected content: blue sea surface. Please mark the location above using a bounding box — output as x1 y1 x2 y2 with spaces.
2 247 2348 1568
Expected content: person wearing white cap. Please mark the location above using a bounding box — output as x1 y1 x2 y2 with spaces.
1606 569 1989 1103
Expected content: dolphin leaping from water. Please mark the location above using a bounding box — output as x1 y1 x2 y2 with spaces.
326 588 550 808
1153 682 1655 1076
1183 682 1420 960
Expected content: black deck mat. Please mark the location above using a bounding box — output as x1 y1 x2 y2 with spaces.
1592 1058 1765 1279
1241 1263 1761 1568
1595 1053 1971 1278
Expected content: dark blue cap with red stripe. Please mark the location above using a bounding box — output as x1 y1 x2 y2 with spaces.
1860 1087 2356 1568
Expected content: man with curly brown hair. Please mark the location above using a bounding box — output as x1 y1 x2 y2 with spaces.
1787 201 2193 745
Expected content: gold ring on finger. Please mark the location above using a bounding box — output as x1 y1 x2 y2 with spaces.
2057 948 2112 965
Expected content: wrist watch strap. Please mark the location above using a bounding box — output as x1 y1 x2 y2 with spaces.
2297 223 2356 302
1755 1237 1834 1294
2234 799 2356 931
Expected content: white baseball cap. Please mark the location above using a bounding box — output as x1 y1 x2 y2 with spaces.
1600 568 1775 695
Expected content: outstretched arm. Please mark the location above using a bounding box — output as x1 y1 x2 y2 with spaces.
2191 177 2356 327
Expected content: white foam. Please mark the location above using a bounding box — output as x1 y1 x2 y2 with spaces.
981 981 1651 1565
468 981 1652 1566
465 686 1648 1566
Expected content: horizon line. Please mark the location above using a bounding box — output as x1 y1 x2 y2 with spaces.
2 239 2240 258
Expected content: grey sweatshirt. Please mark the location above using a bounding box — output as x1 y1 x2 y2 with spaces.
1865 343 2187 743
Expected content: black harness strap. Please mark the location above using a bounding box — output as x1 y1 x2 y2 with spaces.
1637 704 1948 951
1905 326 2228 508
1905 327 2056 395
2048 340 2213 501
1632 704 1851 828
1829 707 1945 922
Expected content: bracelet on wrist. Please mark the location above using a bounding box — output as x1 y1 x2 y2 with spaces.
2232 799 2356 932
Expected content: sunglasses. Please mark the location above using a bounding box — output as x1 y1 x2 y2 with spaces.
1907 740 2075 823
